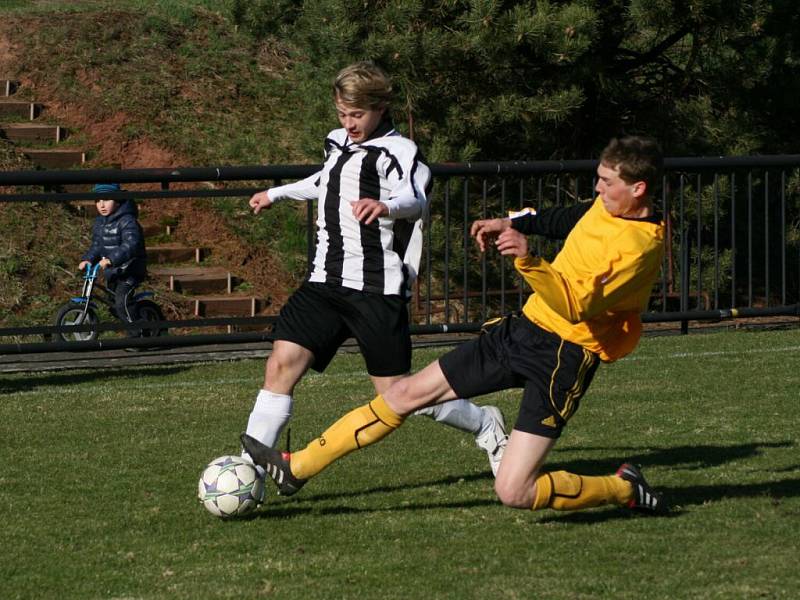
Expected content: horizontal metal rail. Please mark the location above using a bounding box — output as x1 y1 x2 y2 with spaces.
0 187 266 203
0 316 278 337
0 321 483 354
3 154 800 188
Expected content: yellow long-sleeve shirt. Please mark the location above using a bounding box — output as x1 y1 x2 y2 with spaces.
514 197 664 362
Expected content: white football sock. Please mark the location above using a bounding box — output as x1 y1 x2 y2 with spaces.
413 399 483 434
242 389 293 461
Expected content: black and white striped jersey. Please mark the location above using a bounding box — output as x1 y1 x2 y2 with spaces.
267 122 431 297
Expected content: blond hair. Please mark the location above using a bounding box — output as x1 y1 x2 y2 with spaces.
333 61 392 110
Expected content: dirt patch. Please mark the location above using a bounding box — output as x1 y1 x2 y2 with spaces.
0 19 295 316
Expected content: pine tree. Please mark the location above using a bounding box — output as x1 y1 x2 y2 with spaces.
232 0 800 160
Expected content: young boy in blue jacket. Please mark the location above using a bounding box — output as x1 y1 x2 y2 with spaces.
78 183 147 325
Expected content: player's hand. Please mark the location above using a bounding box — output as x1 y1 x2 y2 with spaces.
495 228 529 258
78 260 90 271
98 258 112 269
351 198 388 225
249 190 273 215
470 217 512 252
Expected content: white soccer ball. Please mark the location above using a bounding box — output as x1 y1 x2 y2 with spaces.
197 455 264 518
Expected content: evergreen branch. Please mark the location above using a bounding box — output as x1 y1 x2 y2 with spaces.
611 25 693 74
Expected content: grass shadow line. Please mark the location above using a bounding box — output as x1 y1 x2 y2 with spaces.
253 441 799 520
0 365 194 393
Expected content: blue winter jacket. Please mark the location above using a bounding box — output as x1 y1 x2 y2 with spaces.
82 199 147 283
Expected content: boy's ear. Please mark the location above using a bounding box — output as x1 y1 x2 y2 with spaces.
630 180 647 198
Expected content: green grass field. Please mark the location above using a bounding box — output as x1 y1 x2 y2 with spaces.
2 328 799 599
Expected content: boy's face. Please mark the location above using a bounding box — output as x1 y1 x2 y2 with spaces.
595 162 649 218
95 199 118 216
335 97 385 143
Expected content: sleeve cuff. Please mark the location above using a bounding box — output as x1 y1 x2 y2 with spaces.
514 254 540 269
510 209 537 234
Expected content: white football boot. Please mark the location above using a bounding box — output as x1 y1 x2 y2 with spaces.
474 405 508 477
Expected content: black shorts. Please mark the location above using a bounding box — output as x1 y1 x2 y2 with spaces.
274 281 411 376
439 314 600 438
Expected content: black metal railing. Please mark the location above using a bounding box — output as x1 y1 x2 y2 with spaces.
2 155 799 352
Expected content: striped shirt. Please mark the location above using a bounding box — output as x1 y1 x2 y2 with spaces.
268 121 431 297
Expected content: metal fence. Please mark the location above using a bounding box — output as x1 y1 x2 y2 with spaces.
422 156 800 325
1 155 799 352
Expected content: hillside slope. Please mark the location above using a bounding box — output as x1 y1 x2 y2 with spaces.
0 7 307 326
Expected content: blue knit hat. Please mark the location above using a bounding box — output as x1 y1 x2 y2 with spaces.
92 183 122 194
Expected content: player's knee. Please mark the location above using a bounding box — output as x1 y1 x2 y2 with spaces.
382 379 415 415
265 354 283 379
265 353 298 387
494 475 532 509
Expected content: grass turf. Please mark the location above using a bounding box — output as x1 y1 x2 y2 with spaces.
2 327 799 599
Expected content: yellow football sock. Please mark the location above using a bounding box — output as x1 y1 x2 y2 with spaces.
531 470 634 511
290 395 405 480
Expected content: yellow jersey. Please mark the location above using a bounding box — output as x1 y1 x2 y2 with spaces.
513 197 664 362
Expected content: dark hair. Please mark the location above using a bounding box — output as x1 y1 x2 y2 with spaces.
600 136 663 192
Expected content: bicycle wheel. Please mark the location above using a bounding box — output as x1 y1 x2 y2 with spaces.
135 300 166 338
55 303 100 342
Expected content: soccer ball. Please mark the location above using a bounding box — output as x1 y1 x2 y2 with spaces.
197 455 264 518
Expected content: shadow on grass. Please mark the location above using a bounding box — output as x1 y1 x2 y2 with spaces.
0 365 193 393
248 472 496 520
295 471 493 504
254 498 498 520
547 441 796 475
252 441 799 521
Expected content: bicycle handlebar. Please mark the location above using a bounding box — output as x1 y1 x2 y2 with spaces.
83 263 102 279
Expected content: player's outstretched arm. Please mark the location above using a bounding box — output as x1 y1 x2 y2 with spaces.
249 190 274 214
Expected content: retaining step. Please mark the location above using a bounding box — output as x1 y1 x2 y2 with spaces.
190 295 261 317
149 266 231 294
2 80 19 96
0 123 61 143
19 147 85 168
147 244 204 264
0 100 39 119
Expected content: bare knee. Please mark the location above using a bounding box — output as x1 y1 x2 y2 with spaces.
263 347 311 392
383 378 416 416
494 472 536 509
383 361 455 416
265 353 291 383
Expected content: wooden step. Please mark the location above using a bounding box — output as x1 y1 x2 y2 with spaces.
0 100 39 119
147 244 204 264
190 295 261 317
2 80 19 96
227 322 275 333
19 148 85 168
0 123 61 143
149 266 231 294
